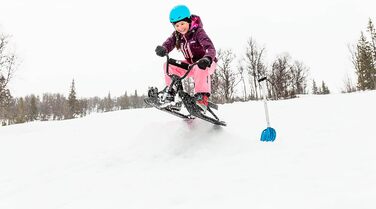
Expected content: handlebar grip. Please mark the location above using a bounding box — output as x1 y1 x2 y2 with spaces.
258 77 267 83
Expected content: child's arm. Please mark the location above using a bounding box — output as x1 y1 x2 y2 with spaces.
196 28 216 62
162 32 177 53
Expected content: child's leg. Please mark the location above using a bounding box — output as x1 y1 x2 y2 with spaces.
163 61 190 87
192 62 217 94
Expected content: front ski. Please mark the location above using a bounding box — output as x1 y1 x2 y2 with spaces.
144 97 194 120
145 89 226 126
180 93 227 126
191 110 226 126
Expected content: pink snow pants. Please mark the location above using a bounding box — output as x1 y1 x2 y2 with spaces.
164 60 216 94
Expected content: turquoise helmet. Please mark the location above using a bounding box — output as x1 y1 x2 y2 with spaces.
169 5 191 23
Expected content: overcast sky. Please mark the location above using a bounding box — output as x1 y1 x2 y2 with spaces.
1 0 375 97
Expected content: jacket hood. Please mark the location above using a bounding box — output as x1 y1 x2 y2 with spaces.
189 15 203 31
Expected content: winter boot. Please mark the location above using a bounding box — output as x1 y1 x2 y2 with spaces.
169 99 182 111
159 86 175 102
195 93 209 113
160 86 182 111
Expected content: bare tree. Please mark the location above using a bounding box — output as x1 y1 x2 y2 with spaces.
237 63 247 101
341 74 357 93
210 67 221 103
348 43 361 82
290 61 309 95
117 91 131 110
269 54 292 99
216 49 237 103
243 38 266 100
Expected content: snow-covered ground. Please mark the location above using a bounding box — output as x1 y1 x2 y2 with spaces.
1 91 375 209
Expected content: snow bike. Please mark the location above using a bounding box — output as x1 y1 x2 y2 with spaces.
144 55 226 126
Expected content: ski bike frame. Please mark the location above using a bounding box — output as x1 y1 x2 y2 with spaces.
161 54 197 102
159 55 225 125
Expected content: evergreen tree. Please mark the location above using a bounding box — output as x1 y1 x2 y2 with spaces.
367 18 376 65
321 81 330 94
28 95 39 121
367 18 376 87
104 92 114 112
67 79 78 119
356 32 375 90
312 79 318 94
0 34 16 116
0 75 12 123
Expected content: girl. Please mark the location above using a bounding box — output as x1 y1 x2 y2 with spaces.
155 5 217 113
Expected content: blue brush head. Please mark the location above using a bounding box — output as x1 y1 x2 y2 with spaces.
260 127 276 142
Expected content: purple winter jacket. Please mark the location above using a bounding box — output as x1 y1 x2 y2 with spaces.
162 15 217 64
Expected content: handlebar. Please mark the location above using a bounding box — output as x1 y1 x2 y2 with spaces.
165 55 197 81
161 54 198 102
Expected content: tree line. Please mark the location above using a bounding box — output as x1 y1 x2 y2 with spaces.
1 79 146 126
0 30 327 126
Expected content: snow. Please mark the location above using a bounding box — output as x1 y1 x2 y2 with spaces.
1 91 375 209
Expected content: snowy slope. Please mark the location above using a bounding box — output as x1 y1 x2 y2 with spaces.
0 91 375 209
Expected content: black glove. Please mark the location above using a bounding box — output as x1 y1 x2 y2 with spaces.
197 57 211 70
155 45 167 57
